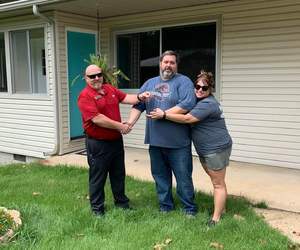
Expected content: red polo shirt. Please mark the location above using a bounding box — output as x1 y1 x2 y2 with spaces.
77 83 127 140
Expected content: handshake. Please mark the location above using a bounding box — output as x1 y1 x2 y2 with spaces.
119 121 133 135
118 91 152 135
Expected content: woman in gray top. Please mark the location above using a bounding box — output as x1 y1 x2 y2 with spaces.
149 70 232 227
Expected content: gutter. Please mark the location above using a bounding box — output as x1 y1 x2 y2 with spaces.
0 0 61 12
32 4 60 157
32 4 53 23
0 0 75 13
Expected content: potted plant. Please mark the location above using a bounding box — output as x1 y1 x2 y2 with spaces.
72 54 129 87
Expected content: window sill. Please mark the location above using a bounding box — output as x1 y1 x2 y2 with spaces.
119 88 139 94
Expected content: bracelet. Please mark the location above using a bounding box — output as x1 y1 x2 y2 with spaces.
137 94 142 102
162 111 166 119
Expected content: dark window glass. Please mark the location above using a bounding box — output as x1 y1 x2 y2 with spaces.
42 49 46 76
116 23 216 89
117 31 160 88
162 23 216 83
0 32 7 92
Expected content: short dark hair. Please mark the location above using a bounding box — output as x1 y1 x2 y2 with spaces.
159 50 179 64
196 70 215 94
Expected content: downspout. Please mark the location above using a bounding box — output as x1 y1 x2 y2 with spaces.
32 4 53 23
33 4 60 157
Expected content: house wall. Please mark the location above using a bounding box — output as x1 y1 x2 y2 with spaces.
0 15 57 160
54 12 98 154
98 0 300 169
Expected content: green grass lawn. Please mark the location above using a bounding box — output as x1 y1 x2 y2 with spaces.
0 163 291 249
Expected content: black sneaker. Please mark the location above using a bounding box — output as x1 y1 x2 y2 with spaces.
159 208 174 214
115 204 133 210
207 219 218 228
93 210 105 217
185 211 197 218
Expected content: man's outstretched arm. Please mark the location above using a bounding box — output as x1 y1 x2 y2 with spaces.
125 108 142 129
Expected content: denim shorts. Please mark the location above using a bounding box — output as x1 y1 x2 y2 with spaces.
199 146 232 171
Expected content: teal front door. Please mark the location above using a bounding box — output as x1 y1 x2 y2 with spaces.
67 31 96 139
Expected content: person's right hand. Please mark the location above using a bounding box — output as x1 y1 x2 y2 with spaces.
119 122 132 134
123 121 133 129
147 108 165 119
138 91 152 102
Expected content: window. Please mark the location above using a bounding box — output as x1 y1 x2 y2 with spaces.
0 32 7 92
116 22 216 88
0 27 47 95
10 28 46 93
117 31 160 88
162 23 216 83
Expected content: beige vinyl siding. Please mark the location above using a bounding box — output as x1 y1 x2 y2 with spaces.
120 104 147 149
221 1 300 169
98 0 300 169
55 12 98 154
0 18 56 158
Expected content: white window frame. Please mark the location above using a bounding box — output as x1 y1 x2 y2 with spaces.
0 24 49 99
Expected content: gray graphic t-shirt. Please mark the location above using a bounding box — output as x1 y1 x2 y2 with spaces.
190 95 232 155
134 74 196 148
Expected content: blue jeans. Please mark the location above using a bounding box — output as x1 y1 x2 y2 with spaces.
149 145 197 214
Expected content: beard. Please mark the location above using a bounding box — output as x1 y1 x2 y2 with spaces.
160 68 176 80
89 80 103 90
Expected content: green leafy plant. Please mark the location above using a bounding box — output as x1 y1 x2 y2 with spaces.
71 54 130 88
85 54 129 87
0 209 14 237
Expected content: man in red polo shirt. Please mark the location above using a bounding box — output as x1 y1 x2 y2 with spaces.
78 64 150 216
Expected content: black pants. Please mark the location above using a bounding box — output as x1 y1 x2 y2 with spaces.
86 136 129 213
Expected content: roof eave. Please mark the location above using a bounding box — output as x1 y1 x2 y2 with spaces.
0 0 71 12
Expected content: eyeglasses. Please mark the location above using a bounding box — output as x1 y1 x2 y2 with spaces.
87 72 103 79
195 85 209 91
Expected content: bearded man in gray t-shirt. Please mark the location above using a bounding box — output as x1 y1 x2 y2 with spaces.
127 50 197 216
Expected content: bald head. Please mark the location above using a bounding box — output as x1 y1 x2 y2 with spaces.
85 64 101 76
85 64 103 90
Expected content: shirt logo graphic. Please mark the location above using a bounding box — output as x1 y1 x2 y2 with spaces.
151 83 170 100
94 95 102 100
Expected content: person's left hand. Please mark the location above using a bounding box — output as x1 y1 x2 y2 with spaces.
119 122 132 134
147 108 165 120
122 121 133 129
